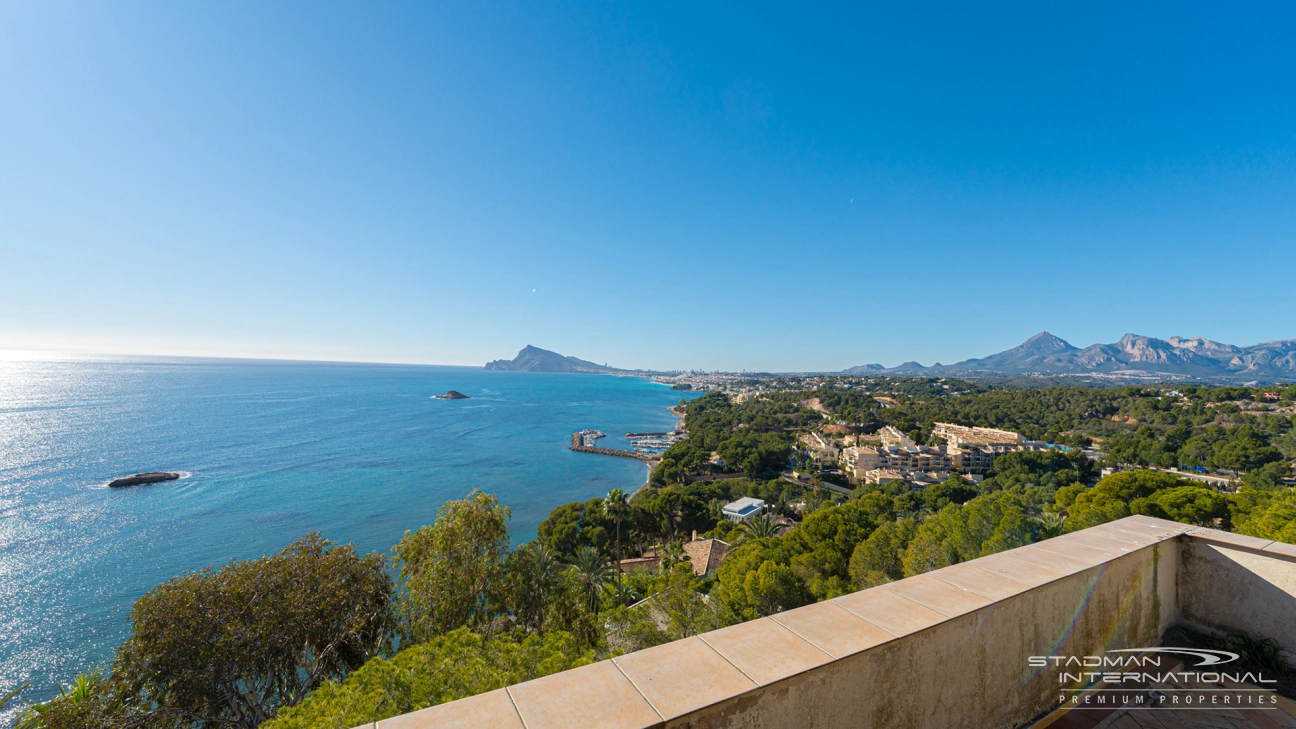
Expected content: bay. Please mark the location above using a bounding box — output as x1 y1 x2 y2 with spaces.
0 356 694 717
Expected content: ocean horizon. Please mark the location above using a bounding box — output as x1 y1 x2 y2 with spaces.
0 356 695 717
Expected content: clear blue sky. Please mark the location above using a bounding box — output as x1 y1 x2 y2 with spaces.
2 2 1294 371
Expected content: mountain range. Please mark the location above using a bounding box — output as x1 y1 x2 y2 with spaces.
842 332 1296 383
484 345 629 374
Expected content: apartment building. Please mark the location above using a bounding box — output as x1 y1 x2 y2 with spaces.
839 444 953 481
878 425 916 448
798 431 839 460
931 422 1025 448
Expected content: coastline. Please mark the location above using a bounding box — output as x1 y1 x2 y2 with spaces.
569 389 690 502
1 361 684 711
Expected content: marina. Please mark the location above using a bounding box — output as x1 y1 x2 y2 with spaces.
570 421 687 462
570 430 655 462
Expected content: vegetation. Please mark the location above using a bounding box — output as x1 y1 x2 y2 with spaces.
265 629 593 729
21 535 391 729
20 380 1296 728
394 490 511 642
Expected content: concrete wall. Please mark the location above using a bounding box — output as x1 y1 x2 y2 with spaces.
1178 528 1296 658
673 521 1181 729
360 516 1296 729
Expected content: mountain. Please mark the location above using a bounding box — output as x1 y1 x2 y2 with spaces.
839 362 886 375
953 331 1079 371
841 332 1296 383
484 345 627 374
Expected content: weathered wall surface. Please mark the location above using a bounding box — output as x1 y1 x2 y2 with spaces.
675 533 1178 729
362 517 1296 729
1178 531 1296 658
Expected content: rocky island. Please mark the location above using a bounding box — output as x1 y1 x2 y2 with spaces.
433 390 471 399
108 472 181 488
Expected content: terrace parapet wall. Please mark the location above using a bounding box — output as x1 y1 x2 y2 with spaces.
358 516 1296 729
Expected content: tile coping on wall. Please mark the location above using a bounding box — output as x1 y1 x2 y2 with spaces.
355 516 1259 729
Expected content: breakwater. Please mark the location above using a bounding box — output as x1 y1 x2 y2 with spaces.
570 432 655 462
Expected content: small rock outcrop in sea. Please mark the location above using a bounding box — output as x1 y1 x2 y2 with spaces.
434 390 471 399
109 472 181 488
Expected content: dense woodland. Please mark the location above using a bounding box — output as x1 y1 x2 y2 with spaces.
14 381 1296 728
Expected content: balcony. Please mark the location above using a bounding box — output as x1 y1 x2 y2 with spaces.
358 516 1296 729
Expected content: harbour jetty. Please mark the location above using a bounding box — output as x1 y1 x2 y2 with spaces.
570 431 655 462
109 472 180 488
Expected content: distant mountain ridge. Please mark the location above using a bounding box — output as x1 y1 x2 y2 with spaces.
484 345 628 373
842 332 1296 383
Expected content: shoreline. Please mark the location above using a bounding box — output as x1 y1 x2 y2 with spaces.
568 396 688 504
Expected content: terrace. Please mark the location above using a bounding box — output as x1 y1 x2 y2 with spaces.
358 516 1296 729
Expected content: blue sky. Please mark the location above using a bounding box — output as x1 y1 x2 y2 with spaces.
2 1 1294 371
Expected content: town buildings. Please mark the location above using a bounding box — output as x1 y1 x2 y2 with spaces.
837 423 1046 486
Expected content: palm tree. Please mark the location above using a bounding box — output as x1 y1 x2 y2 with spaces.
1035 512 1067 540
658 539 688 572
529 542 563 586
604 489 631 605
733 515 781 544
568 545 614 613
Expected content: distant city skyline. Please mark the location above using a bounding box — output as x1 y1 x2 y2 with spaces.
3 2 1295 372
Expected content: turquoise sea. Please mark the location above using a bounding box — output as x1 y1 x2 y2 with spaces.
0 356 695 719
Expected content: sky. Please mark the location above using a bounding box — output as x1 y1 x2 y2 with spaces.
2 1 1295 372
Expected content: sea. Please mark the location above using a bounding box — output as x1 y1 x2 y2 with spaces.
0 355 696 719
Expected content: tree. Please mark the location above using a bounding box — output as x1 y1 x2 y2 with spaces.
1065 470 1195 532
742 561 808 617
1241 461 1292 491
604 489 631 604
901 491 1032 576
1231 490 1296 545
506 543 564 634
716 432 791 478
394 490 511 642
922 474 978 510
1035 512 1067 540
111 534 392 729
1210 427 1283 473
567 546 614 613
658 540 688 573
262 628 594 729
733 515 781 544
1130 486 1229 527
535 498 610 556
848 518 916 588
